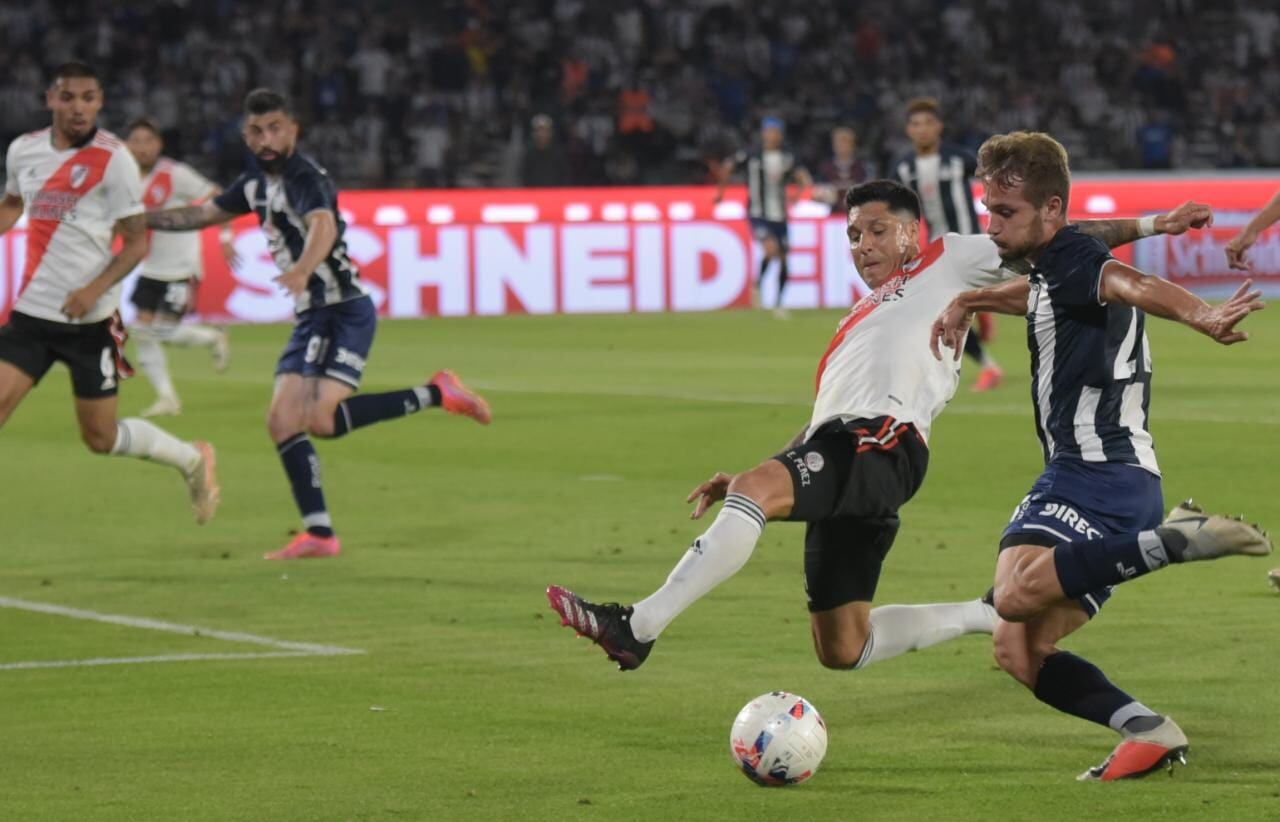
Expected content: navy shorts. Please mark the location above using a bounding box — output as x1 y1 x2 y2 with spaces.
749 218 789 250
276 295 376 389
1001 459 1164 617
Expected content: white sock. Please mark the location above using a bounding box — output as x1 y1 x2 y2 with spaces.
168 324 221 348
854 599 996 669
133 334 178 402
111 418 201 475
629 493 766 642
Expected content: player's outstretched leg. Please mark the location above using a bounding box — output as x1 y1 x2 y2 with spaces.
546 585 655 671
964 332 1002 392
166 323 231 373
998 500 1272 622
325 369 491 438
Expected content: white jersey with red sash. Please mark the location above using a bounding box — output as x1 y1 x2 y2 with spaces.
808 233 1014 442
139 157 217 281
5 127 144 324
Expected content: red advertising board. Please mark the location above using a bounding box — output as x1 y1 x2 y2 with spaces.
0 176 1276 324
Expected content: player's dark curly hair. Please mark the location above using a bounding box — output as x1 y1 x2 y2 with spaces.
49 61 99 87
243 88 292 118
844 179 922 221
126 116 162 138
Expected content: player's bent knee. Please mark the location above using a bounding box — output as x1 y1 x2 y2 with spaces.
814 637 867 670
81 426 116 454
992 639 1036 687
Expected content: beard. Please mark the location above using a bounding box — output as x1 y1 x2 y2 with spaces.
255 150 287 173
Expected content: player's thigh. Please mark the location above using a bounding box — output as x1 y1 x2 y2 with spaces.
760 235 781 259
992 601 1089 688
267 373 310 441
809 600 871 670
804 514 900 668
73 394 119 454
726 459 795 519
0 360 36 428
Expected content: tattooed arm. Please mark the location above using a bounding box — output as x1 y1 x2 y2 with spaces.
147 200 236 231
1073 201 1213 249
61 213 150 319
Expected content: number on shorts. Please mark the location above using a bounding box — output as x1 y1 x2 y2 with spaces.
100 347 116 390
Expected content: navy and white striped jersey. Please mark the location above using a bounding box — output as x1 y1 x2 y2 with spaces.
893 144 979 238
733 149 803 223
215 152 366 313
1025 226 1159 475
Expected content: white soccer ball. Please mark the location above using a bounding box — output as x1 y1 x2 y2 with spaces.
729 691 828 786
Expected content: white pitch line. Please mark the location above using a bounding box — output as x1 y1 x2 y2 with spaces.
0 651 334 671
0 596 364 671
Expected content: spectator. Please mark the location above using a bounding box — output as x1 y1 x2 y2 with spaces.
520 114 572 188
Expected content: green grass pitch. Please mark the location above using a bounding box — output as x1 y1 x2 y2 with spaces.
1 307 1277 821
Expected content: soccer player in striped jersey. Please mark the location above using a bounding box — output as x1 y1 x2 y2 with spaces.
932 131 1272 781
145 88 492 560
714 118 813 316
124 117 234 417
894 98 1003 391
0 62 219 524
547 179 1207 677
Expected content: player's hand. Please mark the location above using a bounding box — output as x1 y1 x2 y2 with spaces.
687 472 733 519
1197 279 1264 345
930 299 974 361
61 284 104 319
273 266 309 297
1225 228 1258 271
220 240 242 270
1155 201 1213 236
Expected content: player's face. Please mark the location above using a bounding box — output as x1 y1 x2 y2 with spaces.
46 77 102 143
906 112 942 152
983 180 1063 261
243 110 298 173
126 128 162 171
762 126 783 150
832 130 855 157
846 202 919 288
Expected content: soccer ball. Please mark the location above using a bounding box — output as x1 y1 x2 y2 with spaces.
729 691 827 786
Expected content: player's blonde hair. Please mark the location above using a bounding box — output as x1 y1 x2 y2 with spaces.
976 131 1071 211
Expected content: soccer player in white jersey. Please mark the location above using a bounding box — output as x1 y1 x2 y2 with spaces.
547 179 1207 674
0 62 218 524
931 132 1270 781
124 117 234 417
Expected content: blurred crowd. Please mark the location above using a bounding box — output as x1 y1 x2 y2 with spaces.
2 0 1278 189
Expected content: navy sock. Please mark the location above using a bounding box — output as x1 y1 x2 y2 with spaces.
277 433 333 536
757 257 770 286
1052 531 1170 599
963 330 983 364
776 259 789 304
330 385 441 437
1034 651 1147 730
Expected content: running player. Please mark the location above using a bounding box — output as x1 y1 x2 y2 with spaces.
0 62 218 524
145 88 491 560
931 131 1271 781
547 179 1209 675
894 98 1003 391
714 118 813 316
124 116 233 417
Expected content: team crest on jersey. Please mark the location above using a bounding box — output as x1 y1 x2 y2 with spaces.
70 164 89 189
804 452 825 473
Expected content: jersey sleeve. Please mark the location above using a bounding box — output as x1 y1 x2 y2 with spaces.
104 149 145 221
286 167 337 216
213 173 253 215
1043 232 1113 307
4 140 19 197
944 233 1011 287
173 162 218 203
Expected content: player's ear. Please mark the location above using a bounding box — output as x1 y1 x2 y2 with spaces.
1044 194 1065 222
